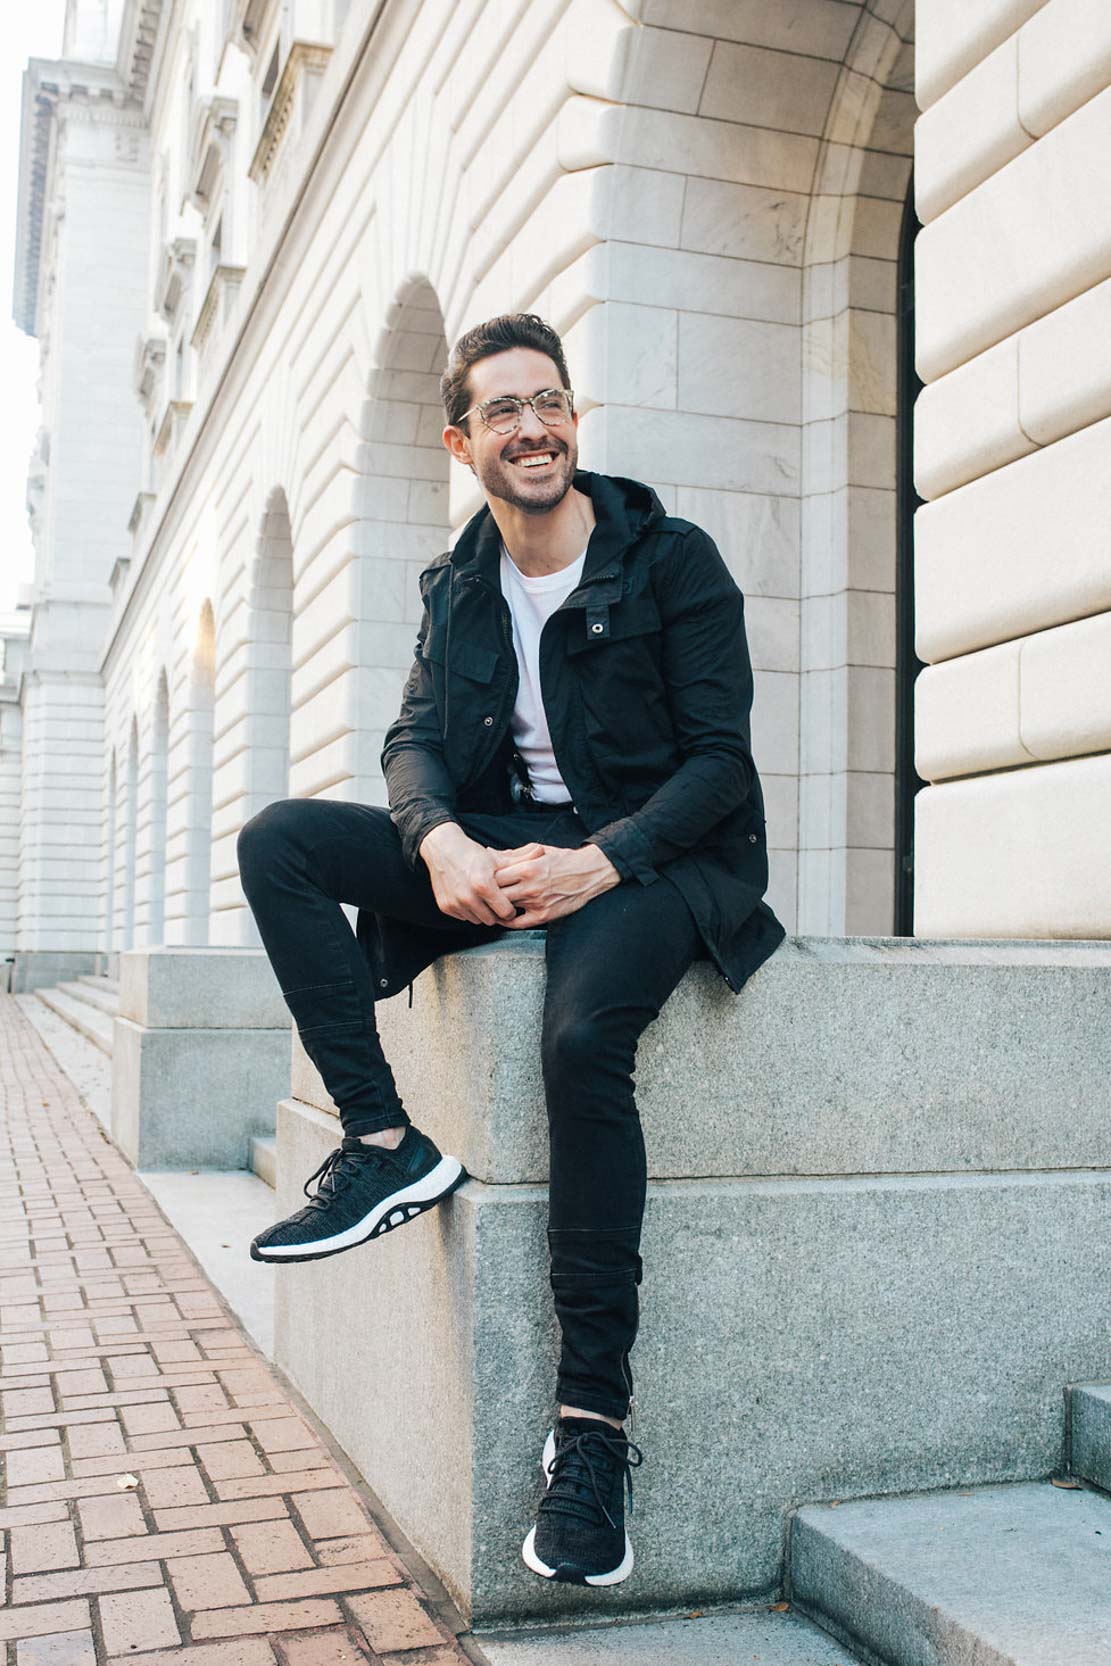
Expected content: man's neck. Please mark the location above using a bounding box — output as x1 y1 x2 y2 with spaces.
488 484 596 578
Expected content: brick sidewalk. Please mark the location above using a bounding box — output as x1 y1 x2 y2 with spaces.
0 994 470 1666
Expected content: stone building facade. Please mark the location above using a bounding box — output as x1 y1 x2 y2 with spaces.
4 0 1109 965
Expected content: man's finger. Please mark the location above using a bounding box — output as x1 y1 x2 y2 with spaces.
492 859 535 887
505 909 548 929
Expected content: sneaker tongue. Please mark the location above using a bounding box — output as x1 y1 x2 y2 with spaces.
560 1417 624 1443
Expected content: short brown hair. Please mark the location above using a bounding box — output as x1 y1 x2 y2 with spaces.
440 313 571 430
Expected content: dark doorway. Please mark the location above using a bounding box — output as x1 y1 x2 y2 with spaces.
894 177 926 936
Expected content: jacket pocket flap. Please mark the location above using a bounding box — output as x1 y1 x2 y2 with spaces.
565 597 662 655
423 639 499 683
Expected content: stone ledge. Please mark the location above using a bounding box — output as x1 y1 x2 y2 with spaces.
119 945 293 1029
1068 1383 1111 1490
274 1095 1111 1625
113 1020 289 1169
291 934 1111 1184
111 947 291 1169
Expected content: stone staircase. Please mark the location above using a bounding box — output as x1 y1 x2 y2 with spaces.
788 1381 1111 1664
248 1133 276 1187
34 969 119 1054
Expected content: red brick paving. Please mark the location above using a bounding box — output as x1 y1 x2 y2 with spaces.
0 995 470 1666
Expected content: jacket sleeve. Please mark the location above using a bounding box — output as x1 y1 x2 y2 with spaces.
380 588 460 871
585 527 755 885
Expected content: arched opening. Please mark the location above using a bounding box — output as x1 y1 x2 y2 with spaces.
178 600 216 944
250 486 294 809
224 486 293 947
797 0 916 936
125 720 138 948
355 275 451 805
147 670 170 945
105 750 117 955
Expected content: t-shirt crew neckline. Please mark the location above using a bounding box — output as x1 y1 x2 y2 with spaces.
499 543 587 589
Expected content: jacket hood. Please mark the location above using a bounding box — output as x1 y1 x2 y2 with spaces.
444 470 668 586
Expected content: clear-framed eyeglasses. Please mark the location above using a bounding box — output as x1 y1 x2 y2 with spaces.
458 387 575 435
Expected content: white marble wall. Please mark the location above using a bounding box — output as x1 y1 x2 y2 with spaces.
912 0 1111 936
0 632 29 961
99 0 920 949
14 86 148 956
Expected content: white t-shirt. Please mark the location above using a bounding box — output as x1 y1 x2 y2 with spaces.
499 541 587 804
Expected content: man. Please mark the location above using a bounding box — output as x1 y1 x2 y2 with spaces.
237 313 785 1587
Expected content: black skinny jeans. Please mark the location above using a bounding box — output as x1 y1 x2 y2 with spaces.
236 798 701 1420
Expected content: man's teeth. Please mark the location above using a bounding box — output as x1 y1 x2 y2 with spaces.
515 453 556 468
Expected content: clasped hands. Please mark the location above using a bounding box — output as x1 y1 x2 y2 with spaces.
419 821 620 929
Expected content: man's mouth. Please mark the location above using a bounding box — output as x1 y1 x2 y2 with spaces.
508 449 559 470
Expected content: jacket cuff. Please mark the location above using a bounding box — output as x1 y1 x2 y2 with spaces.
587 819 659 886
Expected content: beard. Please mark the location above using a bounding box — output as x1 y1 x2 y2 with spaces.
475 433 578 517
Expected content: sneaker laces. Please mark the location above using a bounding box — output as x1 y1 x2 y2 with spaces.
301 1137 389 1211
542 1426 643 1530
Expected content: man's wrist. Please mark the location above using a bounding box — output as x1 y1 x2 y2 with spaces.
582 842 621 886
418 819 464 863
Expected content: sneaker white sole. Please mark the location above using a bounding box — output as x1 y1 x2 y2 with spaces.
250 1155 466 1263
521 1524 634 1586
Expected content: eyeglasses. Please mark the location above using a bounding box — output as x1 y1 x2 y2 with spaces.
458 387 575 435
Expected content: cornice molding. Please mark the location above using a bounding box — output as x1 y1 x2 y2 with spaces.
248 41 332 185
118 0 167 105
13 57 144 338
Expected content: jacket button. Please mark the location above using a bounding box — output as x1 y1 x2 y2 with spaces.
483 715 493 726
379 978 389 988
749 833 758 843
590 621 604 635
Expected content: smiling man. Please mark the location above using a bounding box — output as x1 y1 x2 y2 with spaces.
237 313 785 1587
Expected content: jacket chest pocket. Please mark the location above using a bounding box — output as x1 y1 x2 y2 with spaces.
564 595 662 657
422 637 500 684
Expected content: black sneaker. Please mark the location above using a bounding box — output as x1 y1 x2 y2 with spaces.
249 1127 465 1263
521 1417 643 1586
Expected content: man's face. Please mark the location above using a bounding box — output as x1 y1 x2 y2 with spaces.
445 347 578 516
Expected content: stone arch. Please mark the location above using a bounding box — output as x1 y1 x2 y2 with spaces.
146 669 170 945
125 719 138 949
346 275 451 804
797 0 917 934
247 490 295 806
105 748 117 956
278 276 453 816
224 485 294 947
176 599 216 945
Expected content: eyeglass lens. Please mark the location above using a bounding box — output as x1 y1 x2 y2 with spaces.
482 391 572 433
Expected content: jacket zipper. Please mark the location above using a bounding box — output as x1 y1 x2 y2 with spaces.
448 511 662 793
460 577 518 783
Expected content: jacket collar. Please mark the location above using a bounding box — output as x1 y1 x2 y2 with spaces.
447 470 667 590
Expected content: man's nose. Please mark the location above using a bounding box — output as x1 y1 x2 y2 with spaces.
515 403 547 440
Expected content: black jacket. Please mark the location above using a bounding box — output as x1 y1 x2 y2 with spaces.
358 470 785 996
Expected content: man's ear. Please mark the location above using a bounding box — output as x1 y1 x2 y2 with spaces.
442 423 472 470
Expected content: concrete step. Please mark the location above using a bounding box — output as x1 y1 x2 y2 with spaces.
249 1135 276 1189
478 1607 863 1664
77 971 120 997
791 1479 1111 1665
60 977 119 1016
1070 1384 1111 1491
35 985 114 1056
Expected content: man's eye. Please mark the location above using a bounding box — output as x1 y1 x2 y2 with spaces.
484 400 519 421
